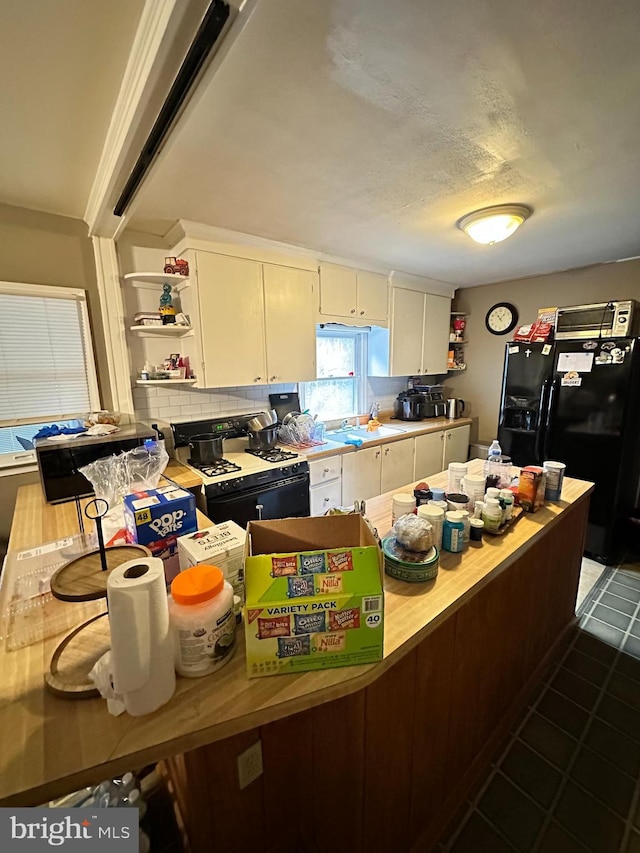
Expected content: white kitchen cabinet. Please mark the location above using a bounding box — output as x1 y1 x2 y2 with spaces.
341 445 383 506
342 437 415 504
319 263 388 322
196 252 265 387
310 480 343 516
443 424 471 468
414 425 471 479
263 264 316 383
380 438 415 493
369 287 451 377
194 252 317 387
414 431 446 480
309 454 343 516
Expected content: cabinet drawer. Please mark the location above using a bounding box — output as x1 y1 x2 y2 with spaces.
309 456 342 486
309 481 342 516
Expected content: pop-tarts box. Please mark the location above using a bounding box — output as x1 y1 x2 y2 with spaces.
244 515 384 678
123 485 197 582
178 521 246 604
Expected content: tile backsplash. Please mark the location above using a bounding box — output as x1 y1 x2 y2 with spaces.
133 376 412 426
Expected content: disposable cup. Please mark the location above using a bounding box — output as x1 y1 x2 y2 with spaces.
543 461 566 501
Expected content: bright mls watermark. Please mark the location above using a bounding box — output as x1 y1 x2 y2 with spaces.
0 809 137 850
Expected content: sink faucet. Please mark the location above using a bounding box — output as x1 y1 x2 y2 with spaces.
340 418 350 431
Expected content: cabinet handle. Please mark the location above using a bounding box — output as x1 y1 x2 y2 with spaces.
254 376 262 383
269 375 277 382
359 310 365 315
350 308 356 314
323 468 330 474
384 447 389 455
324 497 330 503
447 433 452 440
375 450 381 458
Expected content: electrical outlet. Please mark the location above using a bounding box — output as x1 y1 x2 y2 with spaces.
237 740 263 789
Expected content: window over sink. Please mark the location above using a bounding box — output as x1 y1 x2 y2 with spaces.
0 282 100 472
300 326 367 420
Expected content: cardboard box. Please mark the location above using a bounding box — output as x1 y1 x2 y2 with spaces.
244 515 384 678
123 485 197 582
178 521 246 604
518 466 546 512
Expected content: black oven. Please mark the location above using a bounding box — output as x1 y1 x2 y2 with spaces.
204 465 310 528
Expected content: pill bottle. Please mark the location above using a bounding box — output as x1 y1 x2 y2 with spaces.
169 565 235 677
460 510 471 544
473 500 485 519
482 498 502 533
447 462 468 495
418 504 444 550
485 487 501 501
442 511 464 553
392 493 416 524
430 487 446 502
470 518 485 541
499 489 514 523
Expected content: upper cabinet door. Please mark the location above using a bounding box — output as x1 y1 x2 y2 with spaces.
196 252 266 387
389 287 425 376
263 265 317 383
319 263 357 318
356 271 388 321
422 294 451 375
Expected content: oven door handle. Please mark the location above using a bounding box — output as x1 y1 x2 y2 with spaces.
208 474 309 504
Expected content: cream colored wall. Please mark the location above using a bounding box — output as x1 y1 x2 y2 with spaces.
0 202 113 544
445 259 640 441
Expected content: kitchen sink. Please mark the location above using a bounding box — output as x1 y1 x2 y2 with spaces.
325 424 407 442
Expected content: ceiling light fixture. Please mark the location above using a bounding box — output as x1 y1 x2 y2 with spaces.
457 204 532 245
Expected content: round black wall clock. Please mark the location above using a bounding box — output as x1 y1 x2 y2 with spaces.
485 302 519 335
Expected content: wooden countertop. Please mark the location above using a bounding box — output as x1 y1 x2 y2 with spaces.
0 461 591 806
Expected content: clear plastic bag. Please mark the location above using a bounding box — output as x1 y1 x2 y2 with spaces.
79 441 169 511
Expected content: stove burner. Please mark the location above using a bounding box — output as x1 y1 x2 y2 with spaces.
245 447 298 463
189 458 242 477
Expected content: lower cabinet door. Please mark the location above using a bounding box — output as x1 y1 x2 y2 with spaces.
414 431 445 479
444 425 471 468
341 446 382 506
309 480 342 516
380 438 415 493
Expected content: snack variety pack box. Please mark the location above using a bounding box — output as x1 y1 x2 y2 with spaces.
123 485 197 582
518 466 547 512
244 515 384 678
178 521 246 604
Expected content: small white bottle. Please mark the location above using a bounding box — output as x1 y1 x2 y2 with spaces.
169 565 236 677
460 510 471 544
482 497 502 533
418 504 444 550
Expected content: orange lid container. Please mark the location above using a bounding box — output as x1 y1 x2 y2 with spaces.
171 565 224 606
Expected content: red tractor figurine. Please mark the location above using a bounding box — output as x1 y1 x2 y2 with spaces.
164 257 189 276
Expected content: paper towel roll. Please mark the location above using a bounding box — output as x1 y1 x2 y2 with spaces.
107 556 176 716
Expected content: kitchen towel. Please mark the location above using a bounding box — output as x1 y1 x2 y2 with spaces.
106 556 176 716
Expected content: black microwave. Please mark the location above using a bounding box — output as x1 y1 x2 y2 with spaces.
35 424 155 504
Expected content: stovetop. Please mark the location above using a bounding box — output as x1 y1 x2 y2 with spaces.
245 447 298 463
188 458 242 477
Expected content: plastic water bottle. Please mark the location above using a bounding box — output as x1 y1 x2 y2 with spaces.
488 440 502 460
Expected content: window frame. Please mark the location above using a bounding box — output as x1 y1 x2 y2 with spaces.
0 281 101 472
300 325 368 419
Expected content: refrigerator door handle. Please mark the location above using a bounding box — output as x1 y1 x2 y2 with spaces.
542 377 559 461
534 377 551 462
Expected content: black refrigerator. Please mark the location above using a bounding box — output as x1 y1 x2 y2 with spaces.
498 338 640 562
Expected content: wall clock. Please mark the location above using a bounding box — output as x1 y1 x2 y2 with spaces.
485 302 519 335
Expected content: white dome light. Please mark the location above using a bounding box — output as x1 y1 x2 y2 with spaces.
457 204 532 245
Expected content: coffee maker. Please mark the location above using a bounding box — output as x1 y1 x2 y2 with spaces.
410 381 447 418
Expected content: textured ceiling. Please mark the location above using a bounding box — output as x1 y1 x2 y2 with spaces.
0 0 144 218
129 0 640 286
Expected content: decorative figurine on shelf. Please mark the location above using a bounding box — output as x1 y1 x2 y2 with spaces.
164 256 189 275
453 315 466 341
159 283 176 324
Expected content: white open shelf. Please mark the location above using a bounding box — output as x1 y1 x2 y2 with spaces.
129 325 193 338
123 272 190 293
135 379 197 386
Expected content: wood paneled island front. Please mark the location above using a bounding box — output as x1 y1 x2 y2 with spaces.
0 461 592 853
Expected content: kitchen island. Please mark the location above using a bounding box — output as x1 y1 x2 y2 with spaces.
0 461 592 852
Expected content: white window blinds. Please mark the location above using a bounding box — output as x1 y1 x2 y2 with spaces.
0 288 98 423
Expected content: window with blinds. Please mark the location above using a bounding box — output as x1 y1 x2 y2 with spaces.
0 283 100 468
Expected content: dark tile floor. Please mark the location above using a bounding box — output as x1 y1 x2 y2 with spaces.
438 556 640 853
